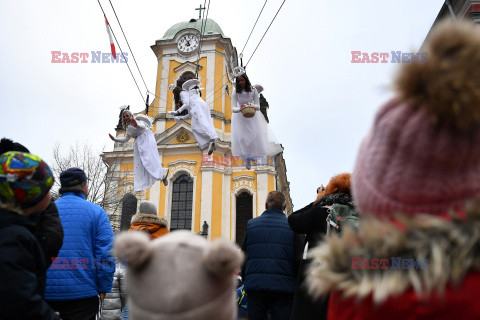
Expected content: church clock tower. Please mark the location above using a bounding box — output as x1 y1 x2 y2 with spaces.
103 18 292 243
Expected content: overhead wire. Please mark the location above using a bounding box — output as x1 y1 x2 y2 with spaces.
96 0 146 104
195 0 208 76
205 0 272 103
239 0 268 56
245 0 287 67
107 0 150 94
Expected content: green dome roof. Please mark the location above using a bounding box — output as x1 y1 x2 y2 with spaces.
161 18 224 40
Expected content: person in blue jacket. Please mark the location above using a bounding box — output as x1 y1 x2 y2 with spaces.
45 167 115 320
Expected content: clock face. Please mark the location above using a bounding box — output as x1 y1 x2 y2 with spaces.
178 35 199 53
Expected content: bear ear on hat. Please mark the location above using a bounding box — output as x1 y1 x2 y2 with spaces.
114 231 153 270
203 239 244 277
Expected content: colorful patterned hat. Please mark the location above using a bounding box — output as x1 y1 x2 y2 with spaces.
0 152 54 209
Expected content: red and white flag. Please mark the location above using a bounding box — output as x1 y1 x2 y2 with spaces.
104 15 116 59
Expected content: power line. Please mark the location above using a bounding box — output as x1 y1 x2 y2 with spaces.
195 0 208 76
195 0 212 76
96 0 145 103
245 0 287 67
240 0 268 56
107 0 150 93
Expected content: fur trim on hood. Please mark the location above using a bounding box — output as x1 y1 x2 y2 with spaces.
307 202 480 305
131 213 168 227
315 193 353 207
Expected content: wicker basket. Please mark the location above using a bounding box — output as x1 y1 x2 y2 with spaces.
241 105 256 118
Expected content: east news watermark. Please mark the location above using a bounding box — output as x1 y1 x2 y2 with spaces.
351 51 428 64
352 257 429 270
51 51 128 63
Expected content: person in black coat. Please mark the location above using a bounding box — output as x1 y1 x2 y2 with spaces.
287 173 352 320
0 138 64 267
31 201 64 267
0 151 60 319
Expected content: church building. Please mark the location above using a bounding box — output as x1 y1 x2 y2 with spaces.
102 17 292 245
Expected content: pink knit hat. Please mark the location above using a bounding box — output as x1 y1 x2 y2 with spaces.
353 20 480 217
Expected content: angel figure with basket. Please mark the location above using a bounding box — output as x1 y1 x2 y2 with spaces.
231 67 282 169
168 78 218 155
109 106 169 191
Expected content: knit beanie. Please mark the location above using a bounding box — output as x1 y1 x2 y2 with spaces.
0 152 54 209
114 231 244 320
139 201 157 215
353 20 480 218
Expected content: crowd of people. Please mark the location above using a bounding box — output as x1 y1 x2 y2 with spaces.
2 19 480 320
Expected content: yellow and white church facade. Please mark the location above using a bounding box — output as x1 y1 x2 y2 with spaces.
102 18 292 245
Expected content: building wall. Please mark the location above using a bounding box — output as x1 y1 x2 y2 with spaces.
102 23 290 240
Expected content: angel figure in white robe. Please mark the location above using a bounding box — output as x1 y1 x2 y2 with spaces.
109 108 169 191
231 71 282 169
168 79 218 155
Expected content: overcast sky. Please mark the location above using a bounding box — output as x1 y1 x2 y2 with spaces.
1 0 444 209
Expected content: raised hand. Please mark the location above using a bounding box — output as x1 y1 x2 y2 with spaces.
130 118 138 127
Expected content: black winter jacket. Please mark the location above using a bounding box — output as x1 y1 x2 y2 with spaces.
0 208 60 320
30 201 64 267
287 193 354 320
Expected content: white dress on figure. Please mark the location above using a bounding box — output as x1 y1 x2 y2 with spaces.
231 87 282 158
175 86 218 151
113 115 168 191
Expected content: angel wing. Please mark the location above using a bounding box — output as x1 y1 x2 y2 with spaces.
135 114 154 129
253 84 264 94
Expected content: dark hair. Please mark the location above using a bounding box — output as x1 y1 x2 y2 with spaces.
173 86 183 110
266 191 286 210
173 72 197 109
0 138 30 155
235 74 252 93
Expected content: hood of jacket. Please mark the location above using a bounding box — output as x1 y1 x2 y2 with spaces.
131 213 168 227
307 202 480 305
315 193 353 207
0 208 35 232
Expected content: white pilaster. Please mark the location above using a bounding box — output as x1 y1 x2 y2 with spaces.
149 180 161 214
206 48 216 108
200 168 213 240
221 171 232 240
256 172 269 218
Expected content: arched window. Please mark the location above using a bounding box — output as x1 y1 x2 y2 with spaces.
236 192 253 246
174 71 196 115
171 174 193 231
120 193 137 231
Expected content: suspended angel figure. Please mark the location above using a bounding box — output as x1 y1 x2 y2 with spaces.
231 71 282 169
109 107 169 192
168 79 218 155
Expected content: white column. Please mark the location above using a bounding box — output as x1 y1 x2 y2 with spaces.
200 168 213 240
256 171 269 218
206 49 216 109
149 181 161 215
155 56 170 134
221 172 232 240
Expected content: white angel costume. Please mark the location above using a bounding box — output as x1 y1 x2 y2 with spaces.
172 79 218 152
231 85 282 159
113 114 168 191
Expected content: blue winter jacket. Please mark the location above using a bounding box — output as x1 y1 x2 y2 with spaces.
243 208 296 294
45 192 115 300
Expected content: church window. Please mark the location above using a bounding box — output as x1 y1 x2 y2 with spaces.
236 192 253 246
171 174 193 231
